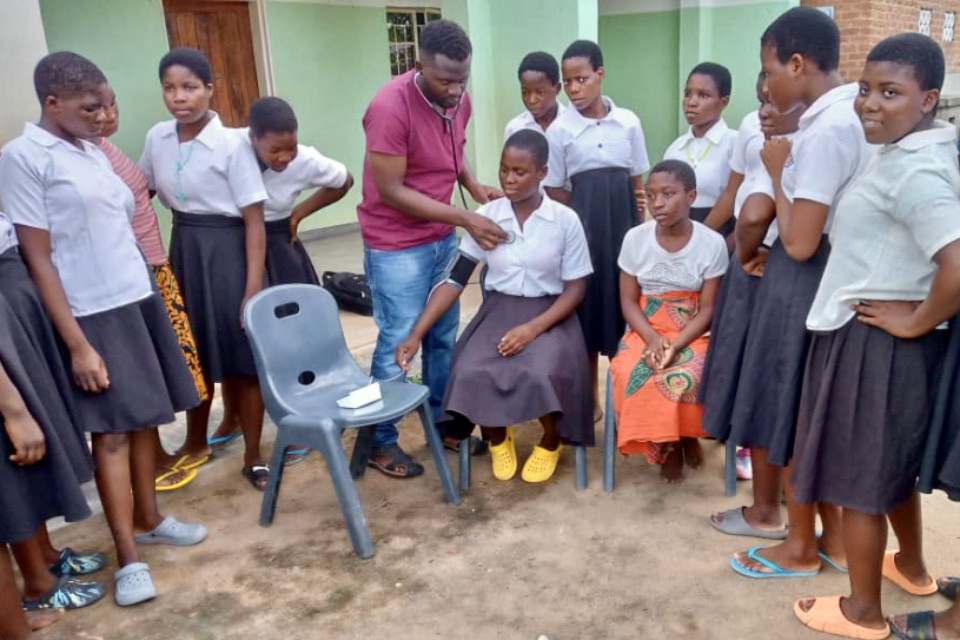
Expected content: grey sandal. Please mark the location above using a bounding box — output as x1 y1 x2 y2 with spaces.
134 515 208 546
114 563 156 607
709 507 788 540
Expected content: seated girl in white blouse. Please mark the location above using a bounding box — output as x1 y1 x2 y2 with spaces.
396 130 593 484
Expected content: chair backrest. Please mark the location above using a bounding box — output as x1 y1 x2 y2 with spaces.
243 284 369 421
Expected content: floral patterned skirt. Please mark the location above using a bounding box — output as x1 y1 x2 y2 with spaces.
153 262 209 402
610 291 708 463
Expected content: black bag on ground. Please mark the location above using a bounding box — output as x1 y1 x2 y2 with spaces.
321 271 374 316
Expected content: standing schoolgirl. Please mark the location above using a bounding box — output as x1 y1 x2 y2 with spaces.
94 85 207 491
663 62 737 235
544 40 650 417
704 84 805 537
0 211 106 615
727 7 874 580
397 130 593 483
0 52 206 606
610 160 727 483
140 48 271 490
789 33 960 640
503 52 566 142
241 96 353 286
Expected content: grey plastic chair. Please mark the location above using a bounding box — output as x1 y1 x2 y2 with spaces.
602 369 737 495
243 284 461 559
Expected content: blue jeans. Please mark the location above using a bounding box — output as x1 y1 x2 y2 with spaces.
364 232 460 449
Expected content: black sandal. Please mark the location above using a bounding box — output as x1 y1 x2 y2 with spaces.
938 576 959 601
242 464 270 491
367 445 424 478
443 435 489 456
889 611 938 640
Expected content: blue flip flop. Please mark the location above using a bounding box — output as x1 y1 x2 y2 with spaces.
283 448 311 467
818 551 849 573
208 431 241 450
730 546 821 579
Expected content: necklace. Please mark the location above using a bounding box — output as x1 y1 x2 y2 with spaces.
175 139 196 204
684 139 714 169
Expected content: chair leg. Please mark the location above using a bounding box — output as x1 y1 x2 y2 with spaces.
724 442 737 497
259 436 290 526
349 425 375 479
317 425 375 559
603 369 616 493
416 401 461 506
574 446 588 490
459 438 471 493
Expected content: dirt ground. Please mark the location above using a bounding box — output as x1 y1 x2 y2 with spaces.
30 234 960 639
35 414 960 640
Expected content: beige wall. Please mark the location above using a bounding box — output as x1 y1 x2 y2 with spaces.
0 0 47 147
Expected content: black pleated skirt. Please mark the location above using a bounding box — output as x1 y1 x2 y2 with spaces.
0 251 92 543
701 258 762 440
791 319 947 514
569 167 639 357
265 218 320 286
69 291 201 433
441 292 594 446
727 237 830 465
919 315 960 501
690 206 735 238
169 211 261 380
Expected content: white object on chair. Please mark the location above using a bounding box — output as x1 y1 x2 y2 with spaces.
336 382 383 409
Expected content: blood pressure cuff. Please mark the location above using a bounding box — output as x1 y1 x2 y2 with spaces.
443 251 480 292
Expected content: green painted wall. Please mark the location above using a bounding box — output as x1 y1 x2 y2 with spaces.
39 0 173 235
600 1 795 166
599 10 681 165
265 1 389 231
38 0 170 164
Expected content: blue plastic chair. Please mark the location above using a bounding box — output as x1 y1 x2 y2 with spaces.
602 369 737 495
243 284 461 559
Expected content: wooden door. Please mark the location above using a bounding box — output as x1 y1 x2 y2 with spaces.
162 0 260 126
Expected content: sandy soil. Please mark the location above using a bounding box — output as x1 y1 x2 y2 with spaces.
34 417 960 640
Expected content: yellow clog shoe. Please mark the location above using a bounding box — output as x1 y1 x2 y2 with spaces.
489 426 517 481
521 444 562 483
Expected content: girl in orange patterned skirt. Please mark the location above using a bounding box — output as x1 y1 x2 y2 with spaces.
610 160 727 483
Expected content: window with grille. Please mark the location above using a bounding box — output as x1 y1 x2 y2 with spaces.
944 11 956 43
387 8 442 77
919 8 933 36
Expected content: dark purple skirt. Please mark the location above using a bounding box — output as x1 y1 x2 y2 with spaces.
265 218 320 286
0 250 92 543
791 319 947 514
701 258 762 440
441 292 594 446
727 237 830 465
919 314 960 501
70 292 201 433
570 167 639 357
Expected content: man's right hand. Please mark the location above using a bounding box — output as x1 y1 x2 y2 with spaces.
462 211 509 250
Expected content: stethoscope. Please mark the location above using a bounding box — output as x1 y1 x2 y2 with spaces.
414 71 470 210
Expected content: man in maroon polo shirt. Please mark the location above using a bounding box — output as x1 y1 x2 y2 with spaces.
359 19 505 478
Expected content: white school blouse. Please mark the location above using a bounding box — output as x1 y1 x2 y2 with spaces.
807 122 960 332
662 118 737 209
0 211 17 255
734 111 780 247
544 96 651 188
458 195 593 297
618 221 728 295
235 128 349 223
503 102 567 141
780 83 875 234
0 124 153 317
139 113 267 216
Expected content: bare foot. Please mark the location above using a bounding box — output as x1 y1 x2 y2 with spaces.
732 540 821 574
660 445 684 484
27 607 65 630
681 437 704 470
166 449 211 469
